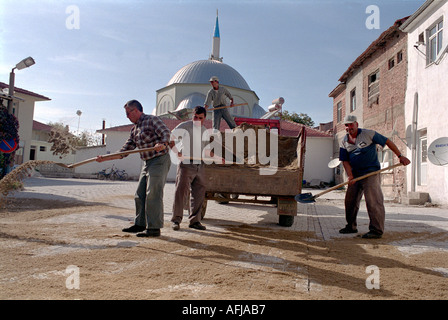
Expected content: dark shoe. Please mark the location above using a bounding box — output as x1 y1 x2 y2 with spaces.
189 222 206 231
172 222 180 231
136 229 161 237
122 225 146 233
362 231 382 239
339 226 358 234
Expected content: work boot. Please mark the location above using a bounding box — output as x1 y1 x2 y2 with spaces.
136 229 161 237
339 226 358 234
122 225 146 233
362 231 382 239
189 222 206 230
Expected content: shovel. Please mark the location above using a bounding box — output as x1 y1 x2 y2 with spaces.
208 103 248 111
55 147 158 169
295 163 403 203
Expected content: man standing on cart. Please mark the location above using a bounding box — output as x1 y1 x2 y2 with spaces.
204 76 236 130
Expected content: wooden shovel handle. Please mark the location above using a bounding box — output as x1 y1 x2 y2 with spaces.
208 103 248 111
67 147 158 168
312 163 403 199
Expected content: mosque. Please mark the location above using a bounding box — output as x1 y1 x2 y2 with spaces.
90 12 334 185
154 12 267 119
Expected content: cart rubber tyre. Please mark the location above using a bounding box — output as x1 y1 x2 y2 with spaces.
215 193 230 204
278 215 294 227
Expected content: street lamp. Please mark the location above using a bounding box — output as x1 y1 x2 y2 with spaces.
76 110 82 134
7 56 36 114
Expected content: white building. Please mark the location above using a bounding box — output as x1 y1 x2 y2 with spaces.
400 0 448 205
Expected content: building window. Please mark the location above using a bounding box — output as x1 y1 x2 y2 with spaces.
427 19 443 64
397 51 403 64
418 129 428 186
388 57 395 70
39 146 46 152
350 89 356 112
337 101 342 123
368 70 380 105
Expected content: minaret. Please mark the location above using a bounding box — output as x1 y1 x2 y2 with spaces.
210 10 222 62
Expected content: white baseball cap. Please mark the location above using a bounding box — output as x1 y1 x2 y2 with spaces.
344 114 357 124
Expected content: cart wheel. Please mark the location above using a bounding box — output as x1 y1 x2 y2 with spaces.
215 193 230 204
278 215 294 227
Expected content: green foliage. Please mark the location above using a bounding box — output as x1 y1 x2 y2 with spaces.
0 107 20 143
280 110 315 127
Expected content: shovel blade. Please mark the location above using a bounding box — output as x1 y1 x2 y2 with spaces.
295 193 316 204
54 163 70 168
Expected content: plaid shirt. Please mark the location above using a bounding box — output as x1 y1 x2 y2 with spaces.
120 113 171 160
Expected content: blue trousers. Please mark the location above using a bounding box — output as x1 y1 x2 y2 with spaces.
213 108 236 130
134 153 171 229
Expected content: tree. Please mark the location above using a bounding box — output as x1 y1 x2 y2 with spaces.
280 110 315 127
0 107 20 179
47 121 102 158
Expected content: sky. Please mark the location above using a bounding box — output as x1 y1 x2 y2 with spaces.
0 0 425 136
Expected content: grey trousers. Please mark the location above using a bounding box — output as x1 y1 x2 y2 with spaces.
213 108 236 130
171 163 206 225
134 153 171 230
344 174 386 234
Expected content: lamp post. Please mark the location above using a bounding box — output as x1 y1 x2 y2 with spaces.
7 56 35 114
76 110 82 134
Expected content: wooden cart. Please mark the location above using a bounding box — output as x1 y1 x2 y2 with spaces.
201 126 306 227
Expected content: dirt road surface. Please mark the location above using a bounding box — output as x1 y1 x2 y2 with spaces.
1 177 447 301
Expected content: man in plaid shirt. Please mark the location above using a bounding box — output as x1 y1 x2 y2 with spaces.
96 100 171 237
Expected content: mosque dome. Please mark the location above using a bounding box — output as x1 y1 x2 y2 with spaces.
175 92 206 111
166 59 251 91
251 104 267 118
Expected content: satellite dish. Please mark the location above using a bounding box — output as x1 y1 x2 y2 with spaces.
405 125 412 147
428 137 448 166
389 119 409 148
328 158 341 168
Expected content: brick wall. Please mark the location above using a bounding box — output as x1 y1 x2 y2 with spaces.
330 26 409 202
361 29 408 201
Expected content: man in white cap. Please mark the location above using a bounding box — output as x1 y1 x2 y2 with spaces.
339 114 410 239
204 76 236 130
